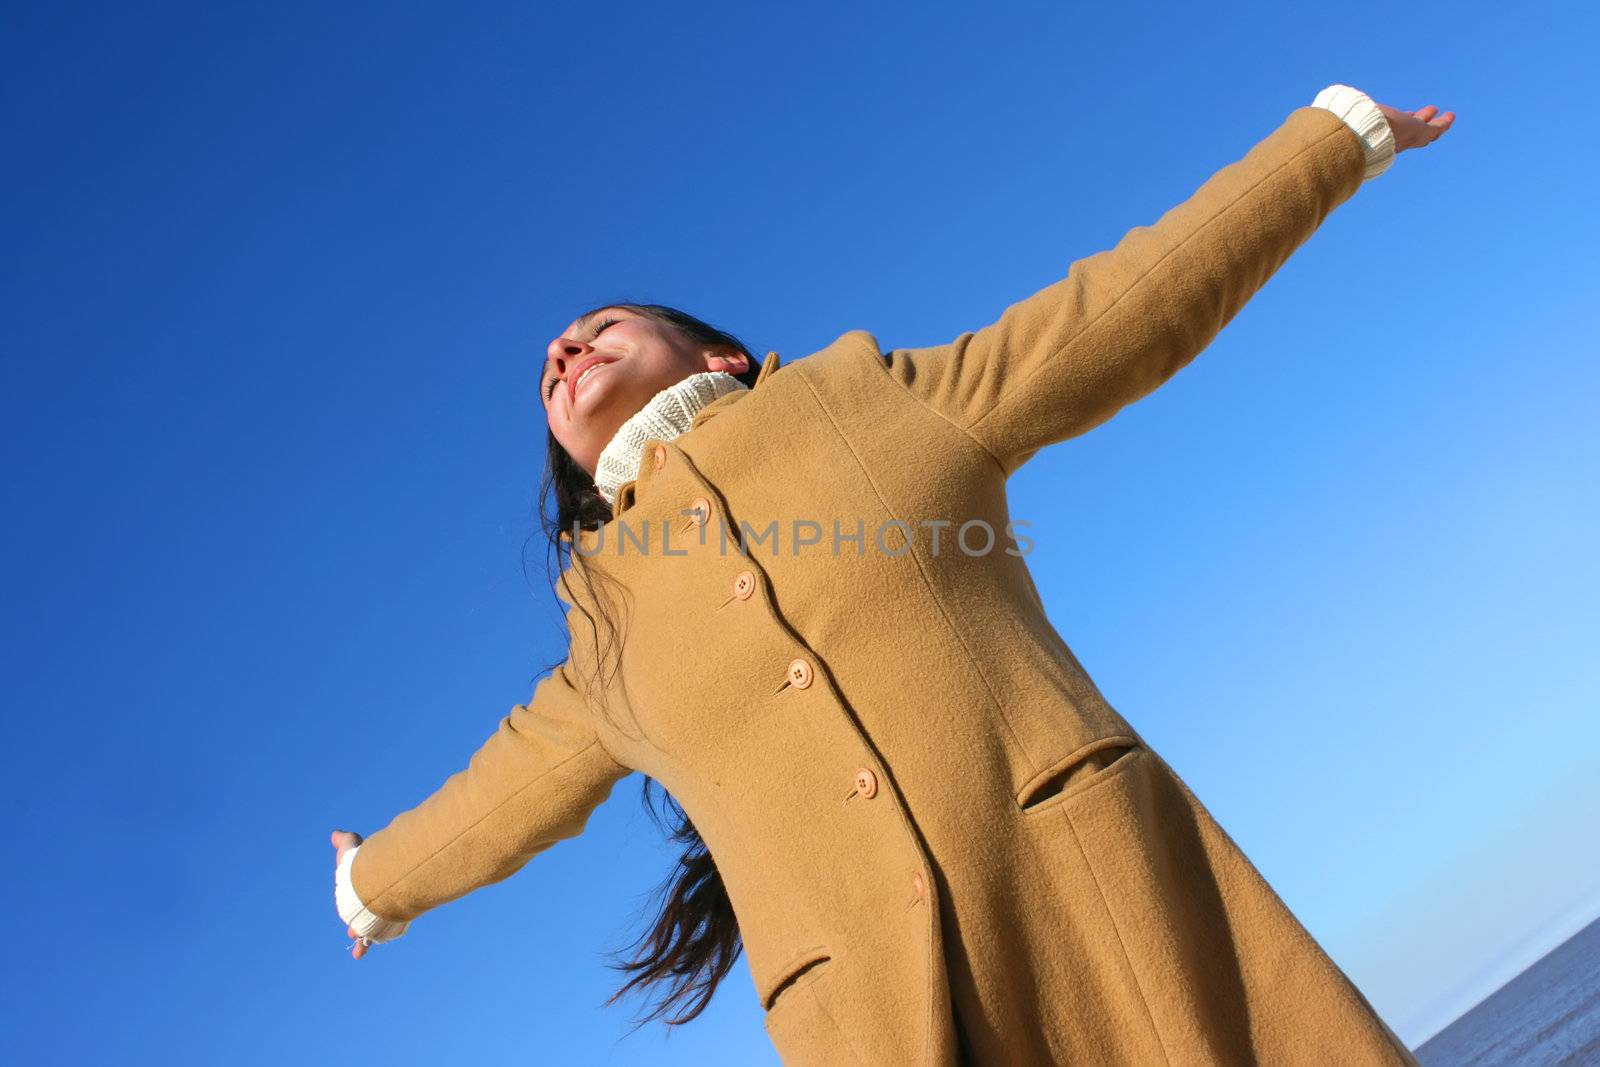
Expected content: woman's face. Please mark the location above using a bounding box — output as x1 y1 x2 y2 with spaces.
541 307 750 474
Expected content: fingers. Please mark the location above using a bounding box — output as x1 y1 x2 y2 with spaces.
347 924 369 960
1420 111 1455 143
1377 102 1455 152
1410 105 1456 141
330 828 364 859
1373 100 1457 153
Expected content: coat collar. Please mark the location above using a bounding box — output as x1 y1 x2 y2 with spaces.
686 347 781 430
593 348 782 525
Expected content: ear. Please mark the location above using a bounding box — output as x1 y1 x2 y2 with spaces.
703 345 750 376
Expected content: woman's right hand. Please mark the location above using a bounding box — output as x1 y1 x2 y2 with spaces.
1374 100 1456 153
331 829 370 960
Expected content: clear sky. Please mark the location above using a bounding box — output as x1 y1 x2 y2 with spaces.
3 1 1595 1062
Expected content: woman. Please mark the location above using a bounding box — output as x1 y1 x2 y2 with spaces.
332 84 1454 1064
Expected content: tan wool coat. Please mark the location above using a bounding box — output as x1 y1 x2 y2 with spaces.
351 105 1420 1065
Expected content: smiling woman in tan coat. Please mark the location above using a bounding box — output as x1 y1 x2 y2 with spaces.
331 84 1454 1064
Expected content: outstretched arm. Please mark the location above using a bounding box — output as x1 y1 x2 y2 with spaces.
882 85 1454 478
331 655 631 958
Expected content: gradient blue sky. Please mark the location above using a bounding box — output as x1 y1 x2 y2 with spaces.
3 2 1595 1062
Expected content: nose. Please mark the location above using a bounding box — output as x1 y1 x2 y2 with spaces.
545 335 593 382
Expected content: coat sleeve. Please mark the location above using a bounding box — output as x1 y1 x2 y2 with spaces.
347 655 632 926
880 104 1373 478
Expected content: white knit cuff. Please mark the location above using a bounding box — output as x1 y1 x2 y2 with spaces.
335 844 410 943
1312 83 1396 182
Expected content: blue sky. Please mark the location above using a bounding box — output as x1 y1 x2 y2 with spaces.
3 1 1595 1061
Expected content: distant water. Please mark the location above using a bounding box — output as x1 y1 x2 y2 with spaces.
1416 915 1600 1066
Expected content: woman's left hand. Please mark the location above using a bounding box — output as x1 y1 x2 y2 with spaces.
1374 100 1456 153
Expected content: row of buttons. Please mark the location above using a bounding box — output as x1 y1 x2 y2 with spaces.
656 444 921 907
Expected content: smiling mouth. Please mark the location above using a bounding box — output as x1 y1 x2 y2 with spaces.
570 360 613 402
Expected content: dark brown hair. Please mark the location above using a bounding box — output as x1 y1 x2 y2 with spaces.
526 302 763 1031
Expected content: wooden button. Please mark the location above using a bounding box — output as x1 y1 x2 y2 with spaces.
689 496 711 527
786 658 813 689
853 768 878 799
733 571 756 600
652 444 667 470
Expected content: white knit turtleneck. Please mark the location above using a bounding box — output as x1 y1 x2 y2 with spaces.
591 370 749 506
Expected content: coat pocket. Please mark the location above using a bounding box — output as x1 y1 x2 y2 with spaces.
760 946 859 1064
1016 734 1144 815
759 945 833 1013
